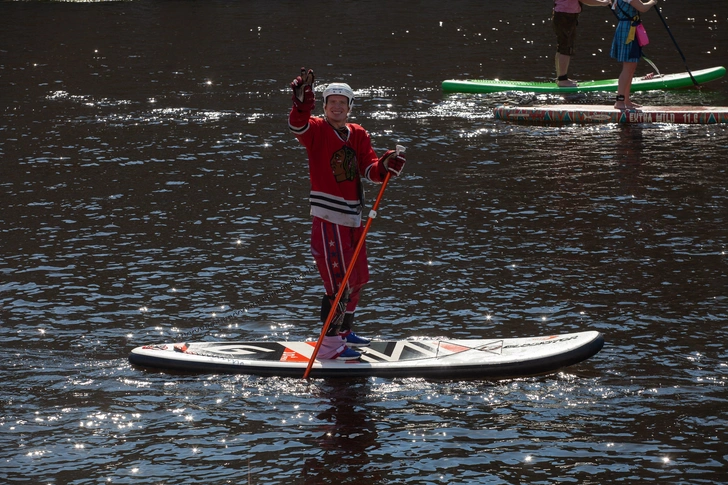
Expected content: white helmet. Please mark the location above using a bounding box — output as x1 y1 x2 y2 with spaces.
323 83 355 109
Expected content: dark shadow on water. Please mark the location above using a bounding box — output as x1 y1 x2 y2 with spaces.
301 378 383 485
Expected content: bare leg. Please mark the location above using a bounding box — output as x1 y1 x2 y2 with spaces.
556 53 577 87
556 53 571 77
615 61 640 109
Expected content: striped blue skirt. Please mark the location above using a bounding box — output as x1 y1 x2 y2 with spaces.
611 20 642 63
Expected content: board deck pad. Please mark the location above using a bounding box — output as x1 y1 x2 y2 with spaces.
493 104 728 124
129 331 605 379
442 66 726 94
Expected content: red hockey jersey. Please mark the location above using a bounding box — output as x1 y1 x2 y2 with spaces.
289 108 385 227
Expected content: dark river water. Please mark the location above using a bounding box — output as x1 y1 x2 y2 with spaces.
1 1 727 484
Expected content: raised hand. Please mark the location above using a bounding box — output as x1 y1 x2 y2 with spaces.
291 67 315 111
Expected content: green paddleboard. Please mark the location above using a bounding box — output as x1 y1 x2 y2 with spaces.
442 66 725 94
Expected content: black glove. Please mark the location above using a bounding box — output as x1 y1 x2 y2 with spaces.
291 67 315 112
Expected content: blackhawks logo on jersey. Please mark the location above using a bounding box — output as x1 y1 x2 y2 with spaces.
330 145 357 182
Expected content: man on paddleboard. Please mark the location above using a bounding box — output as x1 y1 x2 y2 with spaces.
288 68 406 360
552 0 611 87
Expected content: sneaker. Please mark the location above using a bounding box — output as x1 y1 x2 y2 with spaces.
318 335 347 359
339 330 371 347
336 346 361 361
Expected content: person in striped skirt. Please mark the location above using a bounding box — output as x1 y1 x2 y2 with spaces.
611 0 658 109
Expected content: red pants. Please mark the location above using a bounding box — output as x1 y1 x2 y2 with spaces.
311 217 369 313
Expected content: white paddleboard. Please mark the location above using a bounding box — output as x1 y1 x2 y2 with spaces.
129 331 604 379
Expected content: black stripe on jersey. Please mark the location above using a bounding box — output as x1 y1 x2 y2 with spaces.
310 193 361 215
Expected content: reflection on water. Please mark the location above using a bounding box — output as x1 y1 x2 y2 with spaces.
1 0 727 483
302 381 381 483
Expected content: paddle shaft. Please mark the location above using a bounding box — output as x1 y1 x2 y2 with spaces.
303 150 401 379
654 6 699 88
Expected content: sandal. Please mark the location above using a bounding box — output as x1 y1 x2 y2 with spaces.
557 75 578 88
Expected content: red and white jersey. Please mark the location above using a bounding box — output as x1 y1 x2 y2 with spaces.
289 108 384 228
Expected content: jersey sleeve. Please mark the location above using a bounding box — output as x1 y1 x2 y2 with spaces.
289 106 311 136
